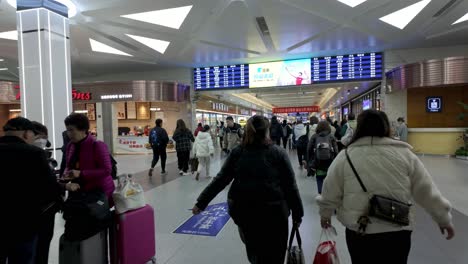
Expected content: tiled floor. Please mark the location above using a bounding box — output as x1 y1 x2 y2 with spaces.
47 150 468 264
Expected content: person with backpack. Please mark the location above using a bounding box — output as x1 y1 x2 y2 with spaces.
172 119 195 176
270 116 283 146
192 115 304 264
148 119 170 177
223 116 243 154
293 120 310 169
281 120 292 149
306 121 338 194
192 125 215 181
341 113 356 147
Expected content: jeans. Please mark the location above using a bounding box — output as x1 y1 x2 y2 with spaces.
151 146 167 172
346 229 412 264
316 175 326 194
197 156 211 176
0 235 38 264
177 150 190 173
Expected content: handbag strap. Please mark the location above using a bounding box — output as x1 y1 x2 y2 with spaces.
288 226 302 250
345 149 368 193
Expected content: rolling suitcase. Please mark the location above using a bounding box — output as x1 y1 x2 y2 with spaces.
110 205 156 264
59 230 108 264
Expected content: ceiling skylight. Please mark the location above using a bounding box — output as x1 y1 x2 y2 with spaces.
7 0 78 17
453 12 468 25
0 30 18 41
126 34 170 54
379 0 431 29
89 39 132 57
337 0 367 8
121 5 193 29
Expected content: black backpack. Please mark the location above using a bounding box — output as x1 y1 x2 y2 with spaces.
296 125 310 149
314 134 335 170
93 141 118 180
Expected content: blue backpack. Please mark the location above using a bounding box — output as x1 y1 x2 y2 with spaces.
150 129 159 146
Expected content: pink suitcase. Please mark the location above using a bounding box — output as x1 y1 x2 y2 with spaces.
110 205 156 264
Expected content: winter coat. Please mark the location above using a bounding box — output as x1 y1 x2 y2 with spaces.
194 126 203 137
341 120 357 146
149 127 169 149
281 124 292 138
223 123 243 151
172 129 195 152
65 135 115 201
270 120 283 140
306 131 339 170
192 131 215 157
294 124 308 141
196 144 304 225
317 137 452 234
396 123 409 142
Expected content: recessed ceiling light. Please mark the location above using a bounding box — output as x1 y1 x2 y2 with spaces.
453 12 468 25
0 30 18 41
126 34 170 54
89 39 132 56
0 59 4 61
379 0 431 29
337 0 367 8
7 0 78 17
354 86 359 89
0 68 9 71
121 5 193 30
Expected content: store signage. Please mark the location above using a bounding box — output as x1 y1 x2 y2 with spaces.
363 99 371 110
174 202 230 237
212 103 229 112
426 97 442 113
101 94 133 100
14 85 92 101
272 106 320 114
240 109 250 116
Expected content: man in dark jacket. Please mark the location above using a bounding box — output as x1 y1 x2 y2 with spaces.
0 117 63 264
280 120 292 149
270 116 283 146
223 116 243 153
148 118 170 176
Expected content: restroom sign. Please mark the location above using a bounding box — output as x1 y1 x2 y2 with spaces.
426 97 442 113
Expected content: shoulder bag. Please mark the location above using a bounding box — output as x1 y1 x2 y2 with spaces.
345 149 411 232
287 226 305 264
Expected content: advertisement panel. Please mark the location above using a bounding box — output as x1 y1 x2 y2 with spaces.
249 59 312 88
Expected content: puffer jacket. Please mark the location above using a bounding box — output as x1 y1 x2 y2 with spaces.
196 144 304 224
294 124 308 141
341 120 356 146
317 137 452 234
193 131 215 157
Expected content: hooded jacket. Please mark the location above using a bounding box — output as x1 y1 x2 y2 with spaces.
341 120 357 146
193 131 215 157
317 137 452 234
294 124 308 141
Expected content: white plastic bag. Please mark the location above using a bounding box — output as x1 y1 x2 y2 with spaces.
313 226 341 264
113 174 146 214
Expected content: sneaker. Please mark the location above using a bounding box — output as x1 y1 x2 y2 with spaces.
183 172 190 176
195 172 200 181
161 171 168 176
179 171 183 175
148 168 154 177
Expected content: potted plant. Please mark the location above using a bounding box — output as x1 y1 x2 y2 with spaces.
455 102 468 160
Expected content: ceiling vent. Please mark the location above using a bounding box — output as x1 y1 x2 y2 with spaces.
256 17 270 35
255 17 276 51
433 0 460 17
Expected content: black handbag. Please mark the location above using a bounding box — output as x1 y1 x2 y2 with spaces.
287 226 305 264
345 149 411 230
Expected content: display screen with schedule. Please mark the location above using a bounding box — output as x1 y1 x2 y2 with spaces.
193 64 249 90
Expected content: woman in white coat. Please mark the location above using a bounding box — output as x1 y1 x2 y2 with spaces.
317 109 454 264
192 125 215 181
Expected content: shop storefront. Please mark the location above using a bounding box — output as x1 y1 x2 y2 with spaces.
339 85 381 120
196 99 263 127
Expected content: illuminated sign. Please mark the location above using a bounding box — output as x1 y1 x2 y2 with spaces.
100 94 133 100
272 106 320 114
426 97 442 113
363 99 371 110
249 59 311 88
14 85 91 101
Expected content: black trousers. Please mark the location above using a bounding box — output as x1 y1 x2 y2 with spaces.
219 137 224 149
35 212 56 264
237 218 288 264
177 150 190 173
296 147 306 166
282 137 288 149
346 229 412 264
151 147 167 172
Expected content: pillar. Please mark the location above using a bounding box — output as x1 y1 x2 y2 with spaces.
96 102 117 154
16 2 72 160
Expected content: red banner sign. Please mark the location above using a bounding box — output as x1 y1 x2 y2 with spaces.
14 85 91 101
272 106 320 114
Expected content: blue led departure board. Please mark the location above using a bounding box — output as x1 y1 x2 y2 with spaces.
193 52 382 90
194 64 249 90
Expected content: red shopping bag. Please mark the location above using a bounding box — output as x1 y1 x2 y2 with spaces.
313 227 340 264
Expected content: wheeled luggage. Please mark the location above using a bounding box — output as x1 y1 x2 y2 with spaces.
110 205 156 264
59 230 108 264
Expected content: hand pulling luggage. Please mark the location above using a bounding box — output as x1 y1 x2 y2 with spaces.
110 205 156 264
59 230 108 264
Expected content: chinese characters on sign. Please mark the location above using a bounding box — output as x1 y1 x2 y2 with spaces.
174 202 231 237
272 106 321 114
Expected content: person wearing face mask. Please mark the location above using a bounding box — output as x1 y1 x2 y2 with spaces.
0 117 64 264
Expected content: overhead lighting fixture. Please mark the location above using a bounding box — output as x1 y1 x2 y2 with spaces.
0 59 4 61
0 68 8 71
74 110 88 114
89 39 132 57
9 109 21 112
337 0 367 8
0 30 18 40
453 12 468 25
7 0 78 17
126 34 170 54
354 86 359 90
379 0 431 29
150 107 161 111
121 5 193 29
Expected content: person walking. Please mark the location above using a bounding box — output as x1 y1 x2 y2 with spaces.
192 115 304 264
317 110 455 264
270 116 283 146
341 113 356 146
194 123 203 137
293 120 309 169
306 121 338 193
218 121 225 149
396 117 408 142
0 117 63 264
223 116 243 154
309 116 319 139
148 119 170 177
192 125 215 181
172 119 195 176
281 120 292 149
